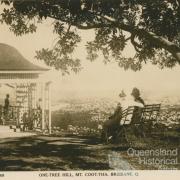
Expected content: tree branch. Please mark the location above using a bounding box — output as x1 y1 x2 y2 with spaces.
130 34 142 52
97 14 180 62
125 36 131 42
48 12 180 62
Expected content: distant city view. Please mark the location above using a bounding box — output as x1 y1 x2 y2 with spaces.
52 88 180 112
51 89 180 133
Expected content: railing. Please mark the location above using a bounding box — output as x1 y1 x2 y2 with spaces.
30 108 42 130
0 105 43 131
0 105 21 125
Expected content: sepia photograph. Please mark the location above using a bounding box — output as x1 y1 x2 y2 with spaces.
0 0 179 173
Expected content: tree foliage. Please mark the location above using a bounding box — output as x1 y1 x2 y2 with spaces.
0 0 180 74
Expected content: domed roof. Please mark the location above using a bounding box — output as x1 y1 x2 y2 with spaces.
0 43 48 71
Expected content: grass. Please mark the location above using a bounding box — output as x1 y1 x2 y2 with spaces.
0 105 179 170
0 133 179 171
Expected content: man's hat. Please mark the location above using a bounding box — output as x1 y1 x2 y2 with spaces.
119 90 126 98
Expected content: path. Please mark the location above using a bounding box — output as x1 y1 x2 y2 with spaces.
0 134 135 171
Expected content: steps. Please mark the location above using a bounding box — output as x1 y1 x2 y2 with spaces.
0 125 37 139
0 125 21 133
9 125 21 132
0 125 14 133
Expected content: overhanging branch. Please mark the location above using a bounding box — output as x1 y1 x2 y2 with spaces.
97 14 180 62
48 11 180 62
130 34 142 52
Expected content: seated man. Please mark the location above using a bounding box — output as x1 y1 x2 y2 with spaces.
101 88 145 142
101 91 126 142
101 103 122 141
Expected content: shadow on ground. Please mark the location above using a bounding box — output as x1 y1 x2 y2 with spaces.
0 134 179 171
0 135 113 171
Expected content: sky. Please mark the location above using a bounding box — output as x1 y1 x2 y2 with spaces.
0 17 180 101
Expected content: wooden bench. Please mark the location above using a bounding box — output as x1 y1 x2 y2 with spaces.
115 104 161 143
141 104 161 123
120 104 161 125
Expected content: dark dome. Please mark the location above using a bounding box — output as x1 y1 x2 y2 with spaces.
0 43 48 71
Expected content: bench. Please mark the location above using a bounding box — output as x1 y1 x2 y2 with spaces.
120 104 161 125
115 104 161 143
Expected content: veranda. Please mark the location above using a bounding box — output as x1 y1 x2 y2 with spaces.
0 43 51 133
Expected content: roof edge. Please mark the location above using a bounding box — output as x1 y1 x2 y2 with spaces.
0 70 49 73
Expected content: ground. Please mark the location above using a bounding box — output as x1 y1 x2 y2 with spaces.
0 132 179 171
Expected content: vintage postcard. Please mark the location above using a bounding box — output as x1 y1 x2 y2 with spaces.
0 0 179 179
